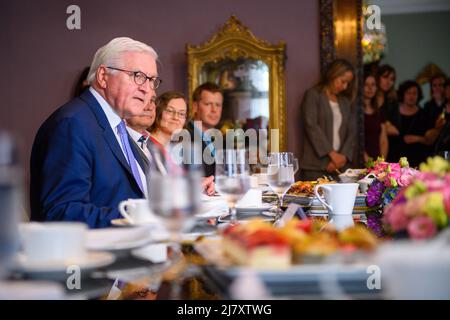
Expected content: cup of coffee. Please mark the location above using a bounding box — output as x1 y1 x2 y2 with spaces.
118 199 156 225
19 222 87 264
314 183 359 230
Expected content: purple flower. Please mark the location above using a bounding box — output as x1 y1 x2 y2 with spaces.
367 214 384 238
366 180 385 207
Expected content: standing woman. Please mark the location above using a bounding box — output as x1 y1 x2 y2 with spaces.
363 73 388 162
376 64 397 112
424 74 446 127
376 64 399 137
430 78 450 155
299 59 357 181
385 80 434 166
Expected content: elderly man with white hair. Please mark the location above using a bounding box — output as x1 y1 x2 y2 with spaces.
30 37 160 228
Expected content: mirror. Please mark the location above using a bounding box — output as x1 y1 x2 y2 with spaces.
187 15 287 150
200 58 270 130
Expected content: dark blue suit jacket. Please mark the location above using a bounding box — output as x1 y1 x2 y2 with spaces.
30 90 145 228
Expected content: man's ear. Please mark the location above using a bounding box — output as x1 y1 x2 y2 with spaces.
191 101 198 119
96 66 108 89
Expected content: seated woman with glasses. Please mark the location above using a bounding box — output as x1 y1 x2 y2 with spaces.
149 91 197 175
149 91 215 194
150 91 188 148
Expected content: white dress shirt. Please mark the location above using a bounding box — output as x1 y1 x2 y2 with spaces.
126 127 152 161
89 87 148 198
329 100 342 151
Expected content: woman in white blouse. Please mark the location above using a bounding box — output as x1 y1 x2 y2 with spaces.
299 59 357 181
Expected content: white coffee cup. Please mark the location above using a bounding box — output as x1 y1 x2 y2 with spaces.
118 199 155 225
357 173 376 194
314 183 359 230
19 222 87 264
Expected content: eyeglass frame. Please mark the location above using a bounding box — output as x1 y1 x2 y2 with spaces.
106 66 162 89
163 107 187 119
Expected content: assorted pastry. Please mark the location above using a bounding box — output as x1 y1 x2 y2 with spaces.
286 177 335 197
220 218 378 268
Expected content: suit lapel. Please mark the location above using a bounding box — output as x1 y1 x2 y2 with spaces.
130 138 149 173
80 90 137 180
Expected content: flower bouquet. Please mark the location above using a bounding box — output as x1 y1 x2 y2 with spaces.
382 157 450 240
364 157 418 237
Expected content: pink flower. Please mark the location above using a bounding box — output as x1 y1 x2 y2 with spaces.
398 168 418 187
370 162 389 175
385 172 400 187
404 194 428 217
423 179 446 192
407 216 437 240
389 163 401 173
444 174 450 185
417 172 440 183
384 203 408 232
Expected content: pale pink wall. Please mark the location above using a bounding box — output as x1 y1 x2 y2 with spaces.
0 0 320 177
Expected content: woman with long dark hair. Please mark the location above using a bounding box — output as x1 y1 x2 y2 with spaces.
299 59 357 180
364 73 388 162
386 80 434 166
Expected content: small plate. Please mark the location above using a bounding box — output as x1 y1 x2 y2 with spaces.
111 218 158 227
13 251 115 274
236 203 273 213
218 212 275 224
86 227 158 252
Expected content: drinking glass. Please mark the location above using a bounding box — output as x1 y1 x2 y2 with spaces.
215 149 251 225
148 167 202 299
267 152 299 216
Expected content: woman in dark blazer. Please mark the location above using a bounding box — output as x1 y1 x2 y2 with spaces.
299 59 357 181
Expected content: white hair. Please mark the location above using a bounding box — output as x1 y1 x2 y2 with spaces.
86 37 158 85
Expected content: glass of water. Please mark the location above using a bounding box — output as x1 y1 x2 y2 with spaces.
267 152 299 215
215 149 251 225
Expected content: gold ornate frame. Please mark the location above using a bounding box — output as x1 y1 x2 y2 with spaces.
186 15 287 151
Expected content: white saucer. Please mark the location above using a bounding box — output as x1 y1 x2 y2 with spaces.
236 203 273 213
13 251 115 274
218 213 275 224
111 218 158 227
201 193 226 202
86 227 157 251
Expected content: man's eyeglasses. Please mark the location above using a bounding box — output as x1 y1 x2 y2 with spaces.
106 66 162 89
164 107 187 119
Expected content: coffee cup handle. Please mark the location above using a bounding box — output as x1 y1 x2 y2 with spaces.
314 185 333 212
364 173 376 179
344 168 354 175
119 201 135 224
